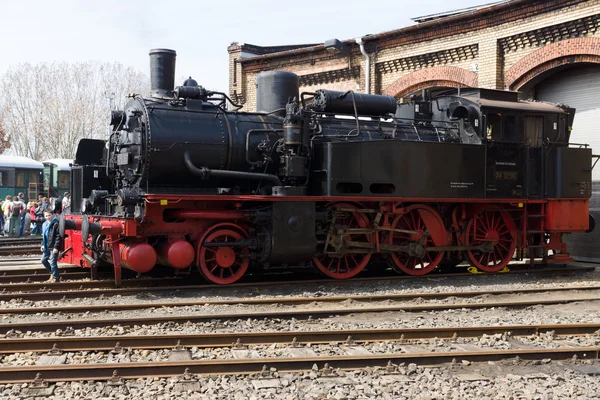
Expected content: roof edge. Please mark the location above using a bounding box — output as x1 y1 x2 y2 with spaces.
237 0 535 63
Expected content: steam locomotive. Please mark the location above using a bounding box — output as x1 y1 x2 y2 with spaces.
61 48 593 286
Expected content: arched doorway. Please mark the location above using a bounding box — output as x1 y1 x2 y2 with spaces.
383 66 478 99
533 64 600 262
534 64 600 164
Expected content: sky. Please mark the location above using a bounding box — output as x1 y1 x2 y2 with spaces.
0 0 491 93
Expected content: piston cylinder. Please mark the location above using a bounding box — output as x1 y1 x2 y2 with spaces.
119 243 157 273
157 240 195 269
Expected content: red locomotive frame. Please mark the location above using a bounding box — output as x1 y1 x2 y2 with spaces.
61 194 588 286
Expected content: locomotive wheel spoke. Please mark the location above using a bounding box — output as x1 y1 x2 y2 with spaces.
313 203 372 280
465 209 517 273
388 204 446 276
198 227 250 285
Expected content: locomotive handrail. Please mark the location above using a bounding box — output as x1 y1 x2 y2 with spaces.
300 91 317 109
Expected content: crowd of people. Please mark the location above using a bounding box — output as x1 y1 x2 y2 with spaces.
0 192 71 237
0 192 70 283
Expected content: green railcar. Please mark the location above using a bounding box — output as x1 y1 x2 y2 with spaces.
0 155 44 202
42 159 73 199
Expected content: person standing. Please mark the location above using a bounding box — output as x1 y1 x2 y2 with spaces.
2 195 12 234
61 192 71 214
0 200 4 236
40 208 62 282
8 196 23 237
30 202 40 235
18 192 26 236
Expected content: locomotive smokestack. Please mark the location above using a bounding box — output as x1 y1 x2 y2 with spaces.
149 48 176 99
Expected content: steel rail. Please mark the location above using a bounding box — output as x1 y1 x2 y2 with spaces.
0 245 41 255
1 286 600 315
1 296 599 334
0 265 593 300
0 271 91 284
2 347 599 383
0 277 189 292
0 238 42 247
0 267 77 276
2 323 599 354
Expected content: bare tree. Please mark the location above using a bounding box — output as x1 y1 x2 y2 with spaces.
0 61 149 160
0 114 11 154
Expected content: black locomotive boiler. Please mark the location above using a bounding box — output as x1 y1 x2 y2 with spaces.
61 48 593 286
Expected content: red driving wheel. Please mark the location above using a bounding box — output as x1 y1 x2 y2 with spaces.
387 204 446 276
198 225 250 285
465 208 517 272
313 203 373 279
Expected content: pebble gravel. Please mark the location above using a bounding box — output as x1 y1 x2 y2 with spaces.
2 360 600 399
1 266 599 398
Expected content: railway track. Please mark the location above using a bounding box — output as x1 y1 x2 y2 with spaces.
0 237 43 256
1 285 600 315
0 237 41 247
1 288 600 334
1 323 599 383
0 245 42 256
0 264 593 302
2 322 599 353
0 270 91 283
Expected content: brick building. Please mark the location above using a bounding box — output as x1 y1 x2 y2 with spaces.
228 0 600 261
228 0 600 174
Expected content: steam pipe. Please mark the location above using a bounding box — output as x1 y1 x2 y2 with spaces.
356 37 370 94
183 151 282 186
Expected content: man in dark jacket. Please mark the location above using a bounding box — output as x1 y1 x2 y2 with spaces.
40 208 62 282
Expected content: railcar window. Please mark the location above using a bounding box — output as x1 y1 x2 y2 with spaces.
523 116 543 147
29 171 38 185
503 116 518 142
0 172 3 186
485 113 502 141
16 171 24 187
59 172 69 188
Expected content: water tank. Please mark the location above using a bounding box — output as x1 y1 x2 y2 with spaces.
256 71 299 115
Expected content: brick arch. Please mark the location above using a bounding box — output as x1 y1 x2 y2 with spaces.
505 37 600 90
383 66 478 98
